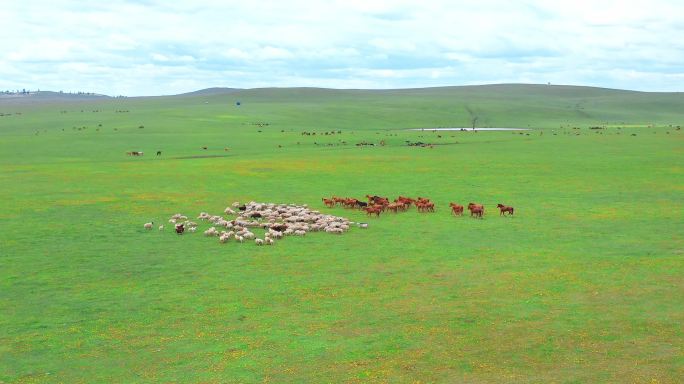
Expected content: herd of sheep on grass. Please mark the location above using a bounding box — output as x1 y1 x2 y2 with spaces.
143 201 353 246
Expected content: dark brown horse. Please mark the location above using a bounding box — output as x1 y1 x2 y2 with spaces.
497 204 514 216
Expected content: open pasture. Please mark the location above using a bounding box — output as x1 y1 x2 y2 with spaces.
1 85 682 383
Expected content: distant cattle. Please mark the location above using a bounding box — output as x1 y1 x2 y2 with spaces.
126 151 143 156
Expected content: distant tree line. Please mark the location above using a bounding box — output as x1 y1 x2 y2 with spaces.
2 89 34 94
1 89 102 95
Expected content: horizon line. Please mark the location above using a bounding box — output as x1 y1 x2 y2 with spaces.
2 82 683 99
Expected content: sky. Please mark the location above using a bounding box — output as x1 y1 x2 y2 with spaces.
1 0 683 95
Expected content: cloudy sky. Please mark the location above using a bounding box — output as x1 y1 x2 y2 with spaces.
2 0 683 95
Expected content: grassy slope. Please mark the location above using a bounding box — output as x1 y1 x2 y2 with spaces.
0 85 682 383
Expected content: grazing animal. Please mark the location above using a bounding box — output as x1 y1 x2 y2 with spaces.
143 222 153 229
156 151 161 156
467 203 484 218
497 204 514 216
322 198 335 208
417 201 435 212
158 225 164 231
270 223 288 232
175 223 185 234
255 238 264 246
449 203 464 216
204 227 218 236
364 206 381 217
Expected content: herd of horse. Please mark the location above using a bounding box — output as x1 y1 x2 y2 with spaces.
322 195 514 218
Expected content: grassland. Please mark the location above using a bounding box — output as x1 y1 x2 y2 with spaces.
1 84 682 383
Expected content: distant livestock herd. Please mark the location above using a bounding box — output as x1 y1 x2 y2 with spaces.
143 198 516 246
144 201 353 246
323 195 514 218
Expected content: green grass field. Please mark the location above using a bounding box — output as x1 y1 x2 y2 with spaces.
1 85 682 383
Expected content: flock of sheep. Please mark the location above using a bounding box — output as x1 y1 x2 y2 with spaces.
143 201 354 246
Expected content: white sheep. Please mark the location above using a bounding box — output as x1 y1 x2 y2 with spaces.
204 227 218 236
144 222 154 229
224 207 236 215
158 225 164 231
188 227 197 233
255 238 264 246
236 235 244 243
243 232 255 240
265 238 274 245
168 218 177 224
294 230 307 236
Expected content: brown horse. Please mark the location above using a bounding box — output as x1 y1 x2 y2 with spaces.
417 201 435 212
470 206 484 218
386 203 400 213
449 203 464 216
364 206 381 217
395 196 413 210
468 203 484 218
322 198 335 208
497 204 514 216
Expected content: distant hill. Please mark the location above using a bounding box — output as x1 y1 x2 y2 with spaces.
174 87 242 97
2 84 682 129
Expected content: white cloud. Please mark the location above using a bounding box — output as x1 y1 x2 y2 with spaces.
1 0 683 95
